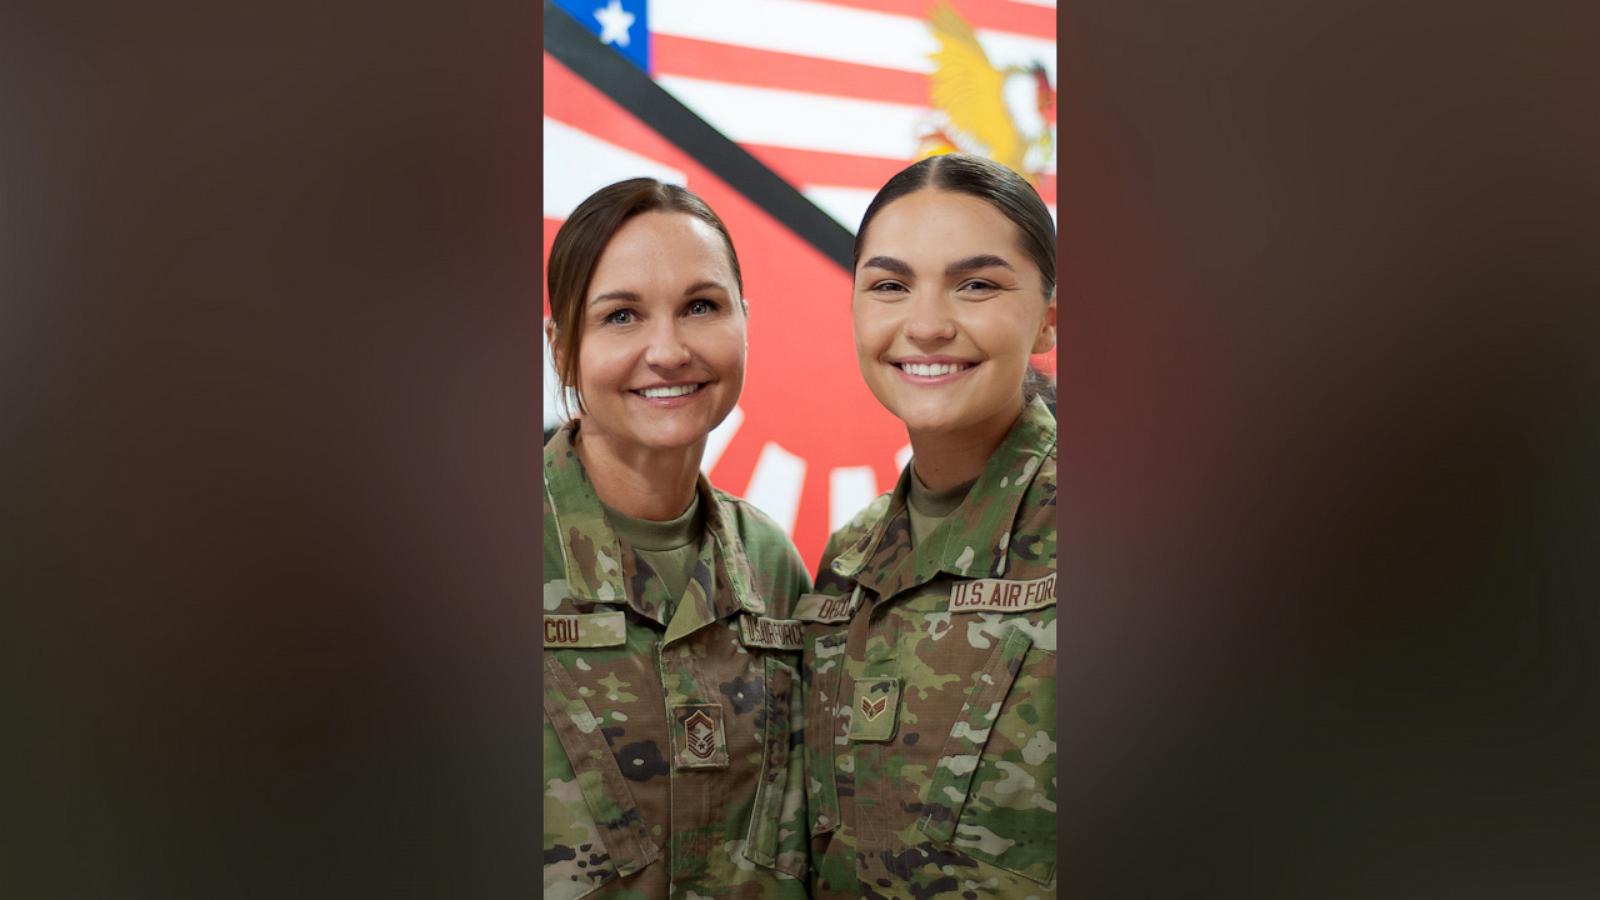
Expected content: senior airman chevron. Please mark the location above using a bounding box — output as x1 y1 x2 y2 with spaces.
738 614 804 650
543 611 628 647
948 572 1056 613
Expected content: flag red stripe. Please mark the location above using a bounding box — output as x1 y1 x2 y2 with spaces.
652 34 931 107
811 0 1057 39
739 144 921 194
738 143 1056 206
543 217 564 317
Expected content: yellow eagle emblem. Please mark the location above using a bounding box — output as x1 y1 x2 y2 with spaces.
922 1 1056 184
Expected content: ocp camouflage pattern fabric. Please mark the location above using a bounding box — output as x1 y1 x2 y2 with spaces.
543 421 812 899
801 398 1058 900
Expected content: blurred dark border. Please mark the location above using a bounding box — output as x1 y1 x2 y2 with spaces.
3 2 545 896
1060 1 1600 897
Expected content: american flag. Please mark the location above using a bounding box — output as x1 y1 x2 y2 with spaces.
543 0 1057 567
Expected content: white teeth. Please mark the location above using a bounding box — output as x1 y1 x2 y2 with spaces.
900 362 968 377
638 384 700 399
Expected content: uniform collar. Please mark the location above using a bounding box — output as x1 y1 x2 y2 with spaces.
830 398 1056 598
544 421 766 635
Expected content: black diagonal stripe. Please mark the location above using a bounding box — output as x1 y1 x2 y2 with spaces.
543 0 856 271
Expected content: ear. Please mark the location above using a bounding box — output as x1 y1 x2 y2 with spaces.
1031 289 1057 354
544 317 566 377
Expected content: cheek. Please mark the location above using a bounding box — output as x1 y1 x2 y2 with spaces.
852 302 894 355
692 322 747 375
967 306 1040 359
576 339 629 395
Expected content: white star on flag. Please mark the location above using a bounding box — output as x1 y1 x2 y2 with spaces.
593 0 635 48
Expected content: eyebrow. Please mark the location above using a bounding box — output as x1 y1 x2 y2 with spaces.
945 254 1015 276
859 256 913 277
590 281 729 307
682 281 728 297
590 290 640 306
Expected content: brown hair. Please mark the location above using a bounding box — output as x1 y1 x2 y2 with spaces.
854 154 1057 404
546 178 743 412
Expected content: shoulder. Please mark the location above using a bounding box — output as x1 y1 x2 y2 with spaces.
813 490 895 593
711 487 812 595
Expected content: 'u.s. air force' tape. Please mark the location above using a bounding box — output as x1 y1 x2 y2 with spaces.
737 614 804 650
949 573 1056 614
543 611 627 648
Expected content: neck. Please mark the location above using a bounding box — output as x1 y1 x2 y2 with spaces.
575 427 703 521
908 400 1025 491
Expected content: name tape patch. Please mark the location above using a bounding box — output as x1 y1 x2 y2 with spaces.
543 611 627 648
793 592 854 624
738 614 804 650
949 573 1056 614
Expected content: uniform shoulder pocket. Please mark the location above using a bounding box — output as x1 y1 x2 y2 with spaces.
916 624 1057 885
543 656 659 898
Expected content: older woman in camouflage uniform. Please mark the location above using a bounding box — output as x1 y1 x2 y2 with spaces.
542 179 811 899
801 154 1059 900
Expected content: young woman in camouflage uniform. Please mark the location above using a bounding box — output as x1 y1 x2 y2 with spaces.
542 179 811 899
801 154 1059 899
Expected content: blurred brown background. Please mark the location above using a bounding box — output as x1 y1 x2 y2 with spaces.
2 2 544 896
1062 1 1600 897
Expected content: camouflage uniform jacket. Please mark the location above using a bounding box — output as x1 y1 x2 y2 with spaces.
801 398 1058 899
543 421 812 899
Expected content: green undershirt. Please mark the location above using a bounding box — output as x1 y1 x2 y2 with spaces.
906 468 978 548
602 493 703 620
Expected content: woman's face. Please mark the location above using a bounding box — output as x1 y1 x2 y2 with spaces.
852 188 1055 436
559 211 746 454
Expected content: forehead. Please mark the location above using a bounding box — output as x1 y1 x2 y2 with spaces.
589 211 735 297
858 189 1026 264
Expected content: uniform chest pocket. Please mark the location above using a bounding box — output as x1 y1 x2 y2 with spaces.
916 625 1058 886
542 655 660 899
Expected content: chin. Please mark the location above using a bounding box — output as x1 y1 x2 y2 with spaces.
633 427 710 452
890 405 969 434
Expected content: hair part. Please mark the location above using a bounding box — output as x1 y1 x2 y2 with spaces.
546 178 743 414
853 153 1056 297
854 153 1057 403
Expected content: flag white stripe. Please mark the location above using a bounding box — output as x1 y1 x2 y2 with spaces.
651 0 1056 81
745 441 808 535
542 117 686 219
802 185 878 233
656 76 931 160
829 465 879 532
701 404 744 474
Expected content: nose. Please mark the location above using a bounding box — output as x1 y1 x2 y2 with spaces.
643 318 692 369
904 289 957 346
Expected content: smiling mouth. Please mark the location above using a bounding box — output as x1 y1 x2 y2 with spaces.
632 383 705 399
894 361 978 377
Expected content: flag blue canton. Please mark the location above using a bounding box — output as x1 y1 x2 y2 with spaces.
552 0 650 74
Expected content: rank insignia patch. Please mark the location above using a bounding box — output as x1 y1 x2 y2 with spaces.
848 677 900 742
671 703 729 768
